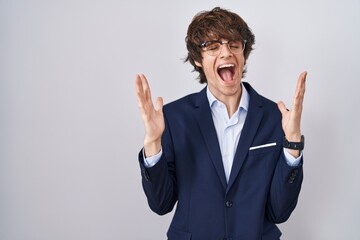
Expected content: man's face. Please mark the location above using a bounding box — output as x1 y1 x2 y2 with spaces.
195 39 245 101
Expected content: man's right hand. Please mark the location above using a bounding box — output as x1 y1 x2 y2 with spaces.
135 74 164 157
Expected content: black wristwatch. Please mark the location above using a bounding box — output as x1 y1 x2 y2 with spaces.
283 135 305 150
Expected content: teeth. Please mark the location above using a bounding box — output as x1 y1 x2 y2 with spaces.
218 64 234 69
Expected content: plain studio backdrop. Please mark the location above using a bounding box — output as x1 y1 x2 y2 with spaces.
1 0 359 239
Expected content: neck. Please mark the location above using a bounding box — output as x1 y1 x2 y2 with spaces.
210 87 242 118
223 94 241 117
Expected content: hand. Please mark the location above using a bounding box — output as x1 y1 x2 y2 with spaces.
277 72 307 157
135 74 165 157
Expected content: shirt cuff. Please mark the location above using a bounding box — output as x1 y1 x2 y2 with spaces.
283 148 303 167
142 148 163 168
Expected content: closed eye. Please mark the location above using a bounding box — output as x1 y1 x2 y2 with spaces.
205 42 221 51
229 41 242 49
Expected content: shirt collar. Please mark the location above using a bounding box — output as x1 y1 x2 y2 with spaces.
206 82 249 112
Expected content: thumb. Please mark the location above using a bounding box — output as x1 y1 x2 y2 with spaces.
156 97 164 112
277 101 288 116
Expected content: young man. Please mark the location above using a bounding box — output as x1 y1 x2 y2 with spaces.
135 7 306 240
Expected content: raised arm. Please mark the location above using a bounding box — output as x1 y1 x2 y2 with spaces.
135 74 165 157
277 71 307 158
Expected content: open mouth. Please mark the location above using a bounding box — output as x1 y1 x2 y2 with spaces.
217 64 235 82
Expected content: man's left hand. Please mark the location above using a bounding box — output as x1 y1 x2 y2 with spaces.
278 71 307 157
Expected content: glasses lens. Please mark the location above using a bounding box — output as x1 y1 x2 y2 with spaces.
204 41 222 56
228 41 244 54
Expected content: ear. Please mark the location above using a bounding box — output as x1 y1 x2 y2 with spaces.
194 60 202 67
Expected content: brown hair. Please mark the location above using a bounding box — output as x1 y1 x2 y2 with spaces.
185 7 255 84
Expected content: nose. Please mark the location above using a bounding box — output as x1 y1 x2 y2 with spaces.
219 42 233 58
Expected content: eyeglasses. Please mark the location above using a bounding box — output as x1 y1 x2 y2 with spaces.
199 40 247 56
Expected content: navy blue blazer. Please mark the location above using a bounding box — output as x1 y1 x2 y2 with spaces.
138 82 303 240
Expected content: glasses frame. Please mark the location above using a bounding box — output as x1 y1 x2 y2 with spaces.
199 39 247 56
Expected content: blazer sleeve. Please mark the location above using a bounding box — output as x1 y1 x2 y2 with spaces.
138 111 178 216
266 151 303 223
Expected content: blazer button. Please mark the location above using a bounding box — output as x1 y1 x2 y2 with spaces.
288 169 298 183
141 168 150 182
225 200 233 208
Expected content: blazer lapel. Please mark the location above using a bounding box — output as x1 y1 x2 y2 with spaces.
194 87 227 189
226 83 264 192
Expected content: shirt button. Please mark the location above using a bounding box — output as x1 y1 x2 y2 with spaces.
225 200 233 208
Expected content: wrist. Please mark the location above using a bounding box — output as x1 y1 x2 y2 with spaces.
144 139 161 157
285 133 302 142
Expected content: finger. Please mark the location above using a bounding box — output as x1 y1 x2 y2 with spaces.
135 74 142 93
295 71 307 98
140 74 152 103
277 101 288 116
135 74 154 115
135 74 145 104
137 74 156 112
292 71 307 113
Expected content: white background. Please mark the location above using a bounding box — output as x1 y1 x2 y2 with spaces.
1 0 360 239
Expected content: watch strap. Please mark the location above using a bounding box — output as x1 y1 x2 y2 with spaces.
283 135 305 150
